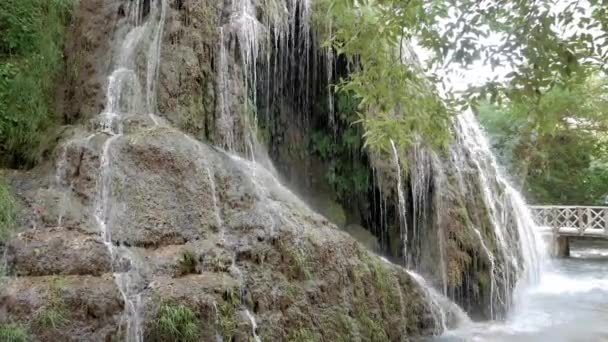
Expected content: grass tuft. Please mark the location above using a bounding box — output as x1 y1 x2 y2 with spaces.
0 178 16 242
36 277 68 330
177 249 197 276
149 302 201 342
218 288 239 341
0 323 29 342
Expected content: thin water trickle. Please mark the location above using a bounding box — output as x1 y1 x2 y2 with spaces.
244 309 262 342
473 227 498 319
205 167 225 243
390 139 409 266
90 1 169 341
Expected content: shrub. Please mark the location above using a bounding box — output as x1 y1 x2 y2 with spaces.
177 249 197 276
35 278 69 330
149 302 201 342
0 0 74 167
0 323 29 342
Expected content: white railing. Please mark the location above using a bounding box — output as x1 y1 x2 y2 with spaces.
529 205 608 236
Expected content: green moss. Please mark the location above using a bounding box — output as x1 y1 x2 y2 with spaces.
149 302 201 342
0 323 29 342
0 178 16 242
318 307 355 342
354 302 388 342
279 242 311 280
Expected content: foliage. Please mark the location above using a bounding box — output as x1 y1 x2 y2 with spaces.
314 0 452 155
35 278 69 330
439 0 608 107
218 289 238 341
0 323 29 342
309 92 370 201
177 249 198 276
149 302 201 342
0 0 74 167
0 178 16 242
478 75 608 204
315 0 608 157
288 327 316 342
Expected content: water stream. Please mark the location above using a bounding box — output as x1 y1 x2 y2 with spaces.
434 240 608 341
91 1 167 341
390 139 410 266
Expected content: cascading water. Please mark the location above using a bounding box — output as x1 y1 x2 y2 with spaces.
452 110 546 297
472 227 497 318
390 139 410 266
407 270 471 333
214 0 548 334
244 309 262 342
90 1 168 341
214 0 329 166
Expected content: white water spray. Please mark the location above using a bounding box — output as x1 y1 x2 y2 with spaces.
407 270 471 334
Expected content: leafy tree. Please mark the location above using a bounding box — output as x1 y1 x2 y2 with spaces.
478 75 608 204
314 0 452 155
315 0 608 157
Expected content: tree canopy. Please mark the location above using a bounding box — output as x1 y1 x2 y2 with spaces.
316 0 608 150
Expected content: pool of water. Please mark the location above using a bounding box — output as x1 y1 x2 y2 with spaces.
433 239 608 342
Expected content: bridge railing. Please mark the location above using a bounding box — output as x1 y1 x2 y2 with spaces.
528 205 608 236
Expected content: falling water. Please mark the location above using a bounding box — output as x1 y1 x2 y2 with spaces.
215 0 331 162
205 167 225 243
473 227 498 319
409 139 433 267
244 309 262 342
452 110 545 291
390 139 409 265
407 270 471 334
90 1 168 341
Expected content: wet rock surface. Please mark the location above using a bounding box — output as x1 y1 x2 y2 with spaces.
0 0 477 340
8 228 112 277
1 123 440 341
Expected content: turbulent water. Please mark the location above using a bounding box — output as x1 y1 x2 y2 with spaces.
428 111 608 341
435 239 608 341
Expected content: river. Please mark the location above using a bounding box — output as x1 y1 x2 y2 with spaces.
432 239 608 342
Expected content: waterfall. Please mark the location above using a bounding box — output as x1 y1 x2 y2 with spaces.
472 227 497 318
387 101 546 322
450 110 547 315
390 139 410 266
215 0 331 162
244 309 262 342
407 270 471 333
85 1 169 341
